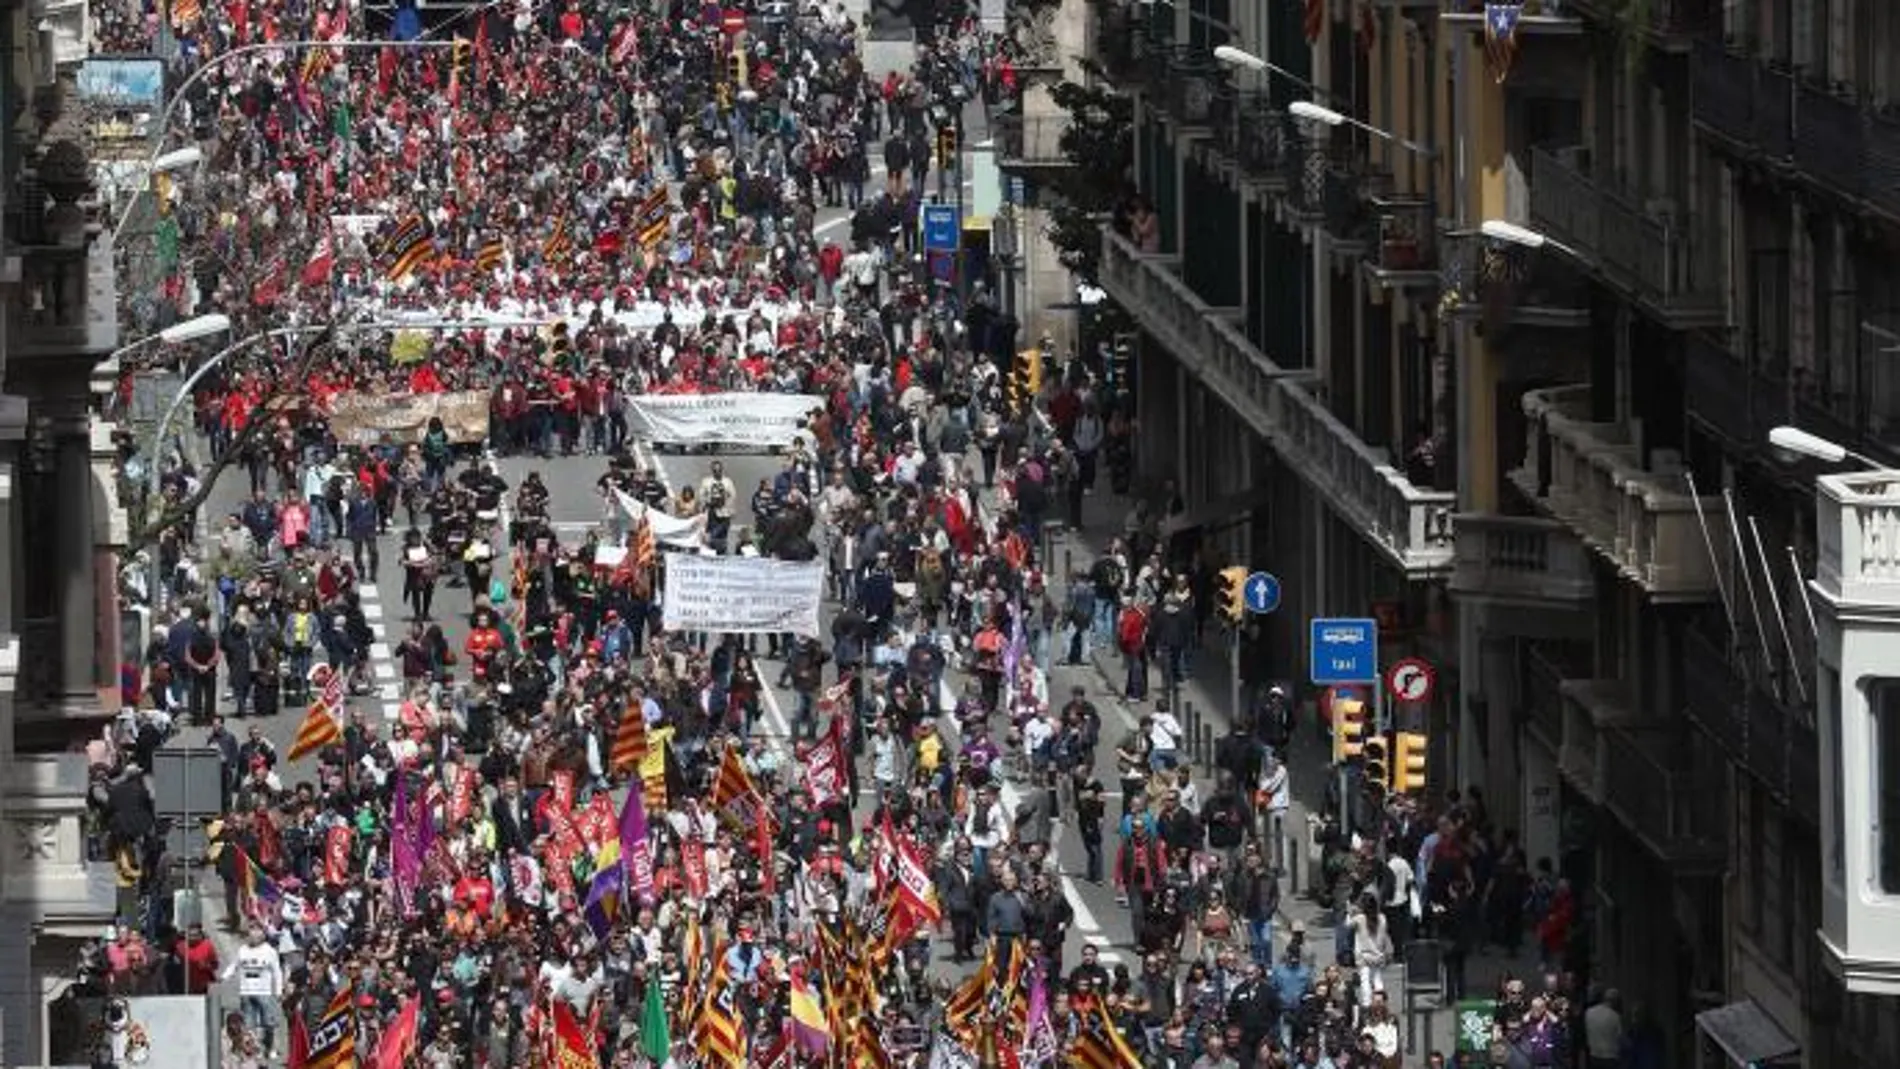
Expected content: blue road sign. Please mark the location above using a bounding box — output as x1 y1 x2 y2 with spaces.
1310 617 1379 685
1244 571 1282 615
922 204 960 252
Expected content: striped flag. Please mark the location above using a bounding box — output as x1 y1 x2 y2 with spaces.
543 212 574 262
637 737 670 812
1069 1002 1143 1069
1485 3 1524 83
476 238 507 271
708 746 760 820
171 0 202 27
302 980 358 1069
286 699 341 761
635 187 671 250
942 943 994 1041
691 951 746 1067
233 848 281 915
610 701 648 774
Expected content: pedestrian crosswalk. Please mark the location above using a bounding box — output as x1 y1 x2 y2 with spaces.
356 583 406 722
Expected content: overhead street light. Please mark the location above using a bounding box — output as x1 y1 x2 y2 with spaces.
1479 219 1584 260
157 313 231 344
1212 45 1323 95
1288 98 1436 157
1766 425 1895 470
148 147 204 174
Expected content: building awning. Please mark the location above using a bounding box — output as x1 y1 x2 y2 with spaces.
1695 1000 1800 1067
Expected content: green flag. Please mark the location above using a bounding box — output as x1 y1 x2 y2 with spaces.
640 974 671 1062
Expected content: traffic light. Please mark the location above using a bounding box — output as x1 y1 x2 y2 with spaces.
1392 732 1429 793
452 35 470 73
1011 349 1042 410
937 124 958 167
1362 733 1390 796
728 50 747 87
1217 566 1248 624
1331 697 1366 763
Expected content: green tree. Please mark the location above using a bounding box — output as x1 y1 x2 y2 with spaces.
1042 71 1135 286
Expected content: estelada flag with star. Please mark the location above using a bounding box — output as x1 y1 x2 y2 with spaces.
1485 3 1524 83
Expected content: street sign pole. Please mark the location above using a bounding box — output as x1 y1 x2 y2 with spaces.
1311 617 1377 841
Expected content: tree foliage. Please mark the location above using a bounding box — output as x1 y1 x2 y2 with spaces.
1044 70 1135 286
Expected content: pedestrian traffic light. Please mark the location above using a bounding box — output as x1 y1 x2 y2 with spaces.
1362 733 1390 796
1392 731 1429 793
1331 697 1366 763
937 125 958 166
1217 566 1248 624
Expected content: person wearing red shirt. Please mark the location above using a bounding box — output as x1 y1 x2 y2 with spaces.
465 609 504 680
173 922 221 993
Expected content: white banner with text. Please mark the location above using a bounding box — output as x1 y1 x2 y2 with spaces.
660 553 824 637
623 392 823 448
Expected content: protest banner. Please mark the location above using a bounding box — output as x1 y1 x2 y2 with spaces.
327 390 490 445
623 393 822 448
612 488 708 547
660 552 824 637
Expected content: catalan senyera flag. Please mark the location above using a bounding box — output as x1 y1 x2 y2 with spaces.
170 0 202 27
847 1015 892 1069
543 212 574 262
386 231 436 283
476 238 507 271
691 950 746 1068
709 746 758 812
942 941 994 1041
1069 1002 1143 1069
611 701 648 774
286 700 342 761
299 980 357 1069
635 187 671 250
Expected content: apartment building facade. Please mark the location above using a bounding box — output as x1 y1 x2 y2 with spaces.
1090 0 1900 1062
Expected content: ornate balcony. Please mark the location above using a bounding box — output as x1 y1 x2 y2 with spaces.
1793 80 1867 201
1100 226 1455 574
1094 4 1143 83
1449 513 1594 610
1562 0 1717 40
1556 676 1622 799
994 113 1075 176
1218 95 1291 188
0 755 119 924
1443 238 1589 331
1509 385 1729 600
1681 625 1820 827
1527 147 1724 329
1361 195 1437 289
1156 48 1228 130
1599 722 1728 869
1691 38 1794 160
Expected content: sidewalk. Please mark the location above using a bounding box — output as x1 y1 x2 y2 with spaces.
1039 487 1540 1062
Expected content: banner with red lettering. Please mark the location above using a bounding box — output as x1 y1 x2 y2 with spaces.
324 825 354 887
803 718 846 807
682 838 709 898
579 794 617 852
450 767 478 825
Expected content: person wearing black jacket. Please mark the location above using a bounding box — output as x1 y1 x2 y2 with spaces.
1202 772 1251 868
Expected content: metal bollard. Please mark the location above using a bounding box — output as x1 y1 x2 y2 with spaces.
1063 549 1073 578
1197 722 1213 767
1184 703 1201 760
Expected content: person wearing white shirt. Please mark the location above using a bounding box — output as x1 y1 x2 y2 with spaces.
223 927 283 1057
1147 704 1184 770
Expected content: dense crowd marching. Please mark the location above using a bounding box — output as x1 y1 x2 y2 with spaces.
70 0 1646 1065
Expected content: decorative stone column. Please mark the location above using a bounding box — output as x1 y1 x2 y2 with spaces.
52 413 97 712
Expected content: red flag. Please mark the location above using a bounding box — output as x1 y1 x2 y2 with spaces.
473 13 491 80
373 994 422 1069
301 230 335 287
450 767 479 825
756 809 776 899
553 999 599 1069
322 825 353 886
377 46 398 97
287 1006 311 1068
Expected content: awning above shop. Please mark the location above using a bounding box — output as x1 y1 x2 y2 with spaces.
1695 1000 1799 1067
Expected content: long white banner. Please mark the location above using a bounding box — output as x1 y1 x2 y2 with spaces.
624 393 823 448
660 552 824 637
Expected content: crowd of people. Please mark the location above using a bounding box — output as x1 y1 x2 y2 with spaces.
70 0 1633 1066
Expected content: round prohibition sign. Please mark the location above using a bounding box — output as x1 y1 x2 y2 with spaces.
1385 657 1436 704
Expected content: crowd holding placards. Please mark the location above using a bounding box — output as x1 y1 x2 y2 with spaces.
70 0 1613 1065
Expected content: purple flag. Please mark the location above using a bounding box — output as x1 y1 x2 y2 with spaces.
618 787 655 904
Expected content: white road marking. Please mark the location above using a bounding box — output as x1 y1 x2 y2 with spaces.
356 582 405 722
